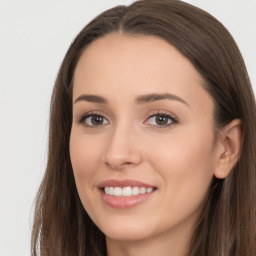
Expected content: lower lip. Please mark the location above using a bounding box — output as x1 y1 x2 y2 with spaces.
100 189 156 209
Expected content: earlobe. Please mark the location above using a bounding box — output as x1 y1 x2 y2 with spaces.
214 151 231 179
214 119 243 179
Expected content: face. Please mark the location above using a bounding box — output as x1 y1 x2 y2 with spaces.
70 33 220 245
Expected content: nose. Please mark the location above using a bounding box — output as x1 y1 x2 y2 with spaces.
103 123 142 170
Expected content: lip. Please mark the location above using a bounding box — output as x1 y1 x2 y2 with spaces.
97 179 156 189
97 179 157 209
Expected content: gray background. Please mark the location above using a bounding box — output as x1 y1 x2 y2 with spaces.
0 0 255 255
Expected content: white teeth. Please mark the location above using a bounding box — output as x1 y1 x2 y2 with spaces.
104 186 154 197
122 186 132 196
105 187 110 194
109 187 114 195
140 187 146 194
114 187 122 196
132 187 140 195
146 187 153 193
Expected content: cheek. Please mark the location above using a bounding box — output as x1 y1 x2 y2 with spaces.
69 129 106 217
150 127 215 172
70 130 101 174
69 129 105 200
148 126 216 205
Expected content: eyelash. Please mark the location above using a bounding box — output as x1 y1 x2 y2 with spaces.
78 111 109 128
145 111 178 128
77 111 178 129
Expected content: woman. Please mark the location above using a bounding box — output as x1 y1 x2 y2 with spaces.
31 0 256 255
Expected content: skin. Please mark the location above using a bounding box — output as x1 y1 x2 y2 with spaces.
70 33 241 256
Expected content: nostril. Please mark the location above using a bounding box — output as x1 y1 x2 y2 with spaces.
123 162 132 165
104 146 143 169
105 161 134 170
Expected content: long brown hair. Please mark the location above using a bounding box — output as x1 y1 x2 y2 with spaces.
31 0 256 255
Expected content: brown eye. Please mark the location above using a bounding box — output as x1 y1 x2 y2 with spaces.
81 114 109 127
155 115 169 125
145 113 177 127
91 115 104 125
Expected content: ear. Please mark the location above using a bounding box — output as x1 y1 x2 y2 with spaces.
214 119 243 179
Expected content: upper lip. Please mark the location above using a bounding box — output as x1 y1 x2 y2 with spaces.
97 179 156 189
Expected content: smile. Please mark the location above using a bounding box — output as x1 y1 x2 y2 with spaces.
104 186 154 197
98 179 157 208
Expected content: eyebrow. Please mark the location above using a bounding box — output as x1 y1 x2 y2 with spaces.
74 93 189 107
135 93 189 106
74 94 108 104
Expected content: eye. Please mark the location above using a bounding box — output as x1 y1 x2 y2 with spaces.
79 113 109 127
145 113 177 127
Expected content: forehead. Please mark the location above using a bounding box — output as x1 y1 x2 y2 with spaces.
73 33 213 112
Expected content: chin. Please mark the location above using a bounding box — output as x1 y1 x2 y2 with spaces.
104 228 151 242
96 216 154 241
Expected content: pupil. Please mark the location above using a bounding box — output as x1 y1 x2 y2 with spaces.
92 115 103 125
156 116 168 125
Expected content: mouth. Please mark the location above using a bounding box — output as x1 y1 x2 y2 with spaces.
97 179 157 208
103 186 155 197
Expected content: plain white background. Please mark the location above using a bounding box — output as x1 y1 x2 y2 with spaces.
0 1 255 255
